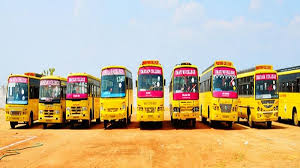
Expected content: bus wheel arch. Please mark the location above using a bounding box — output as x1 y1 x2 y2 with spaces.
292 107 299 126
27 112 33 128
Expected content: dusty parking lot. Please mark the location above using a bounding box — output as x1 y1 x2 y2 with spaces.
1 110 300 168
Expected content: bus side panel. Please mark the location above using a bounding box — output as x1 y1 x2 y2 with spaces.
29 98 39 121
94 97 100 120
200 92 210 119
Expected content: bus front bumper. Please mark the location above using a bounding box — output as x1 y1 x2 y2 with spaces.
137 111 164 122
66 114 89 121
6 115 29 122
211 112 238 122
172 112 199 120
39 117 64 124
101 111 127 121
253 111 278 122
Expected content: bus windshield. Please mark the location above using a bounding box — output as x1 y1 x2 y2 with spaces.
138 67 163 98
255 73 278 99
39 80 61 103
6 77 28 105
101 68 126 98
173 68 198 100
66 76 88 99
213 67 237 98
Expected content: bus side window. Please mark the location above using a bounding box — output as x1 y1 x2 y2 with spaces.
297 79 300 93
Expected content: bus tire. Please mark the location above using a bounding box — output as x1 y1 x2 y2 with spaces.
192 119 196 128
158 122 163 128
267 121 272 129
140 122 144 129
237 117 240 123
202 117 207 123
209 120 215 128
227 122 233 128
43 123 47 129
104 120 108 129
26 112 33 128
293 108 299 126
96 118 101 124
10 122 17 129
247 108 254 128
70 121 75 129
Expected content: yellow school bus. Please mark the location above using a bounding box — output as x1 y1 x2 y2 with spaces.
199 61 238 128
136 60 165 128
169 62 199 128
38 76 67 129
66 73 101 128
5 72 42 129
277 66 300 125
100 66 133 129
237 65 279 128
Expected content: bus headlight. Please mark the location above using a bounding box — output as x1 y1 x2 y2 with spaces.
55 110 60 114
39 110 43 114
82 107 87 111
157 107 164 111
122 105 126 110
193 107 199 112
66 107 70 112
100 105 104 111
173 107 180 112
257 107 260 111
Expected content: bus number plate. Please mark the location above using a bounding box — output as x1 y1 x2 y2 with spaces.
223 115 229 118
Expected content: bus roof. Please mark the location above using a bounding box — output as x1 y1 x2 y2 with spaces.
101 65 131 74
41 75 67 82
201 60 234 75
8 72 43 80
277 66 300 76
139 60 162 69
67 73 100 81
237 65 276 78
172 63 198 72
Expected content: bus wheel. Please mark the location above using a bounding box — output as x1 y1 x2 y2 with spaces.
202 117 207 123
267 121 272 128
192 119 196 128
96 118 101 124
84 119 91 128
10 122 17 129
158 122 163 128
70 121 75 129
43 123 47 129
104 120 108 129
26 113 33 128
248 114 254 128
227 122 233 128
237 117 240 123
140 122 144 129
209 120 215 128
293 110 299 126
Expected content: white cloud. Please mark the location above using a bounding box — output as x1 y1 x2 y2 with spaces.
141 0 179 9
249 0 261 10
73 0 82 17
173 1 204 24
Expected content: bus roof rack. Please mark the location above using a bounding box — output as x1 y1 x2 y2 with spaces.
237 67 256 75
181 62 191 65
202 64 214 74
277 66 300 72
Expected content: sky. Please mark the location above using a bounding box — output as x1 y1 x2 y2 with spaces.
0 0 300 85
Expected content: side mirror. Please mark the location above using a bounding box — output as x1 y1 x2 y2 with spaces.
135 80 138 88
164 79 166 86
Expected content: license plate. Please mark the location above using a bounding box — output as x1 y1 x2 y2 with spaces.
11 117 18 120
73 116 79 119
148 115 153 118
110 115 115 118
223 115 229 118
46 119 52 122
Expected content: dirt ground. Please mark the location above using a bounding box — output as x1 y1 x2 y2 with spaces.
1 110 300 168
